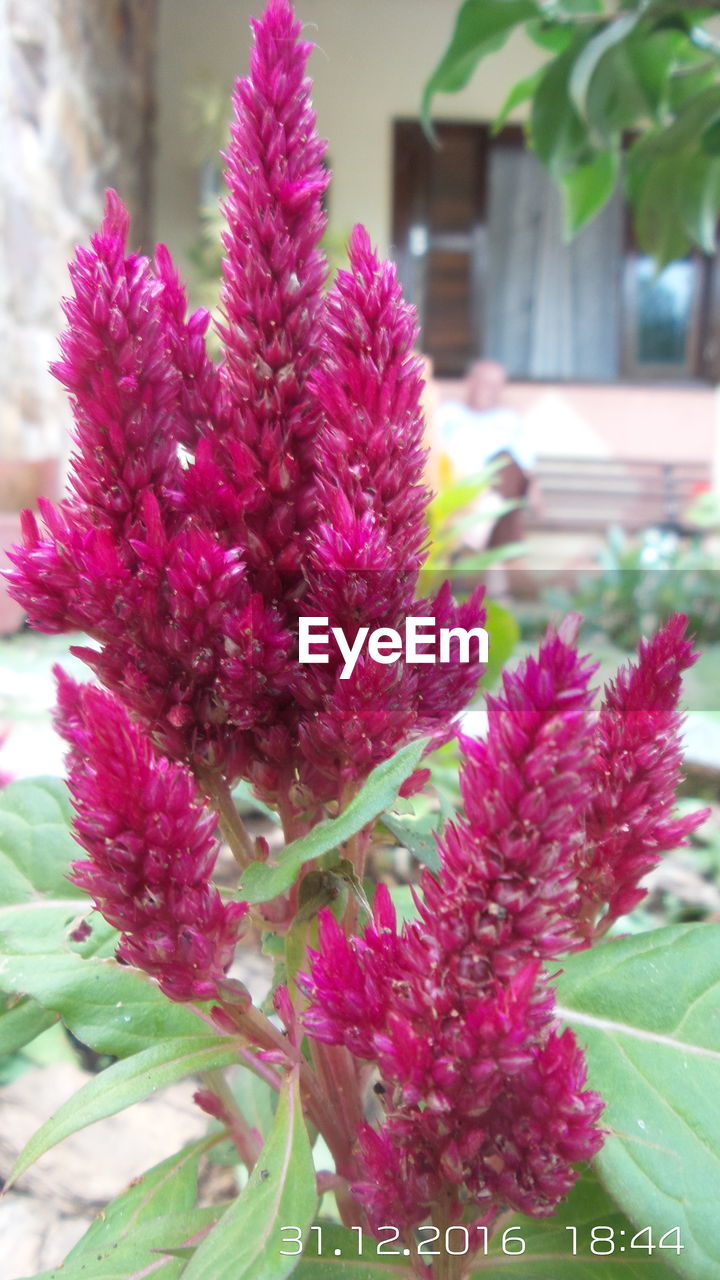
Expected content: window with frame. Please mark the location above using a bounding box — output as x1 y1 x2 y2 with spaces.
392 120 720 382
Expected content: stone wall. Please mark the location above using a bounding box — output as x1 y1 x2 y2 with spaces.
1 0 158 471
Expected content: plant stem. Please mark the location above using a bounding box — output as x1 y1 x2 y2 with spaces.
201 1068 263 1170
196 765 255 868
308 1036 365 1217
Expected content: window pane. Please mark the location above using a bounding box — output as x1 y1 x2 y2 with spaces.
635 258 695 366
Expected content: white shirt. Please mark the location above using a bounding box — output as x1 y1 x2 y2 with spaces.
436 401 535 476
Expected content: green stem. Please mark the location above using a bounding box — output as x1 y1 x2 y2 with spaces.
196 765 255 869
201 1068 263 1170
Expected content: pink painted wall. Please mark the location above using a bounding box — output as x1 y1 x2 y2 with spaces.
434 379 717 466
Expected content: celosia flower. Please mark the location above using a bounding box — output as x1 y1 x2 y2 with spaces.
303 615 704 1233
302 622 606 1232
55 670 247 1002
577 613 710 936
216 0 329 592
294 228 486 797
6 0 485 810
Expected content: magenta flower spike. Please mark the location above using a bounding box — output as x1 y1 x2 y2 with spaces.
6 192 184 636
302 623 606 1232
217 0 329 588
578 613 710 935
4 3 709 1260
295 227 487 796
56 671 247 1002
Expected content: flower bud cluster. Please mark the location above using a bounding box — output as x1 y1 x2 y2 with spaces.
55 670 246 1002
7 0 484 811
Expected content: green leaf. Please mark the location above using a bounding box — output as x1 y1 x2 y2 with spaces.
380 812 441 873
552 0 603 14
562 148 619 235
293 1224 413 1276
627 86 720 188
678 153 720 253
422 0 537 128
531 43 591 177
451 541 526 571
7 1035 241 1186
0 993 57 1057
228 1063 278 1142
526 18 575 54
284 868 352 997
569 13 640 124
239 737 429 905
29 1210 223 1280
0 776 73 825
668 59 718 114
555 924 720 1280
26 1137 219 1280
483 600 520 689
388 883 422 927
467 1167 682 1276
701 119 720 156
493 68 545 134
626 26 688 118
183 1068 317 1280
0 808 84 905
633 154 693 265
232 780 281 825
0 950 216 1057
624 88 720 261
0 777 90 961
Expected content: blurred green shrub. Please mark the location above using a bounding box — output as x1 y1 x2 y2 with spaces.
559 525 720 649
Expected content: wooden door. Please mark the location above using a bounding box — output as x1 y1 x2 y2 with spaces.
392 121 486 376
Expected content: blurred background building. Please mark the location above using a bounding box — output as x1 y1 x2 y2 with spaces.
2 0 720 600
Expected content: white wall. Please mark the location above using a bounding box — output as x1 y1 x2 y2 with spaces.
155 0 542 275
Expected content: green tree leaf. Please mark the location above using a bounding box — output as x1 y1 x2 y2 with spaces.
628 85 720 184
531 43 592 177
552 0 604 14
526 18 575 54
7 1035 241 1186
239 738 429 904
562 147 619 234
555 923 720 1280
569 13 640 125
634 154 694 265
626 26 688 118
679 152 720 252
0 950 215 1057
493 68 545 133
422 0 537 128
183 1068 316 1280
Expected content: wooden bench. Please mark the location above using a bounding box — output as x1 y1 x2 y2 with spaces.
526 457 712 536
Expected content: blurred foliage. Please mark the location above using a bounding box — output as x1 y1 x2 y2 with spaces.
423 0 720 266
685 486 720 528
552 524 720 649
422 458 525 574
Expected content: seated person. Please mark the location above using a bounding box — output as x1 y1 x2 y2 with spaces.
435 360 534 550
